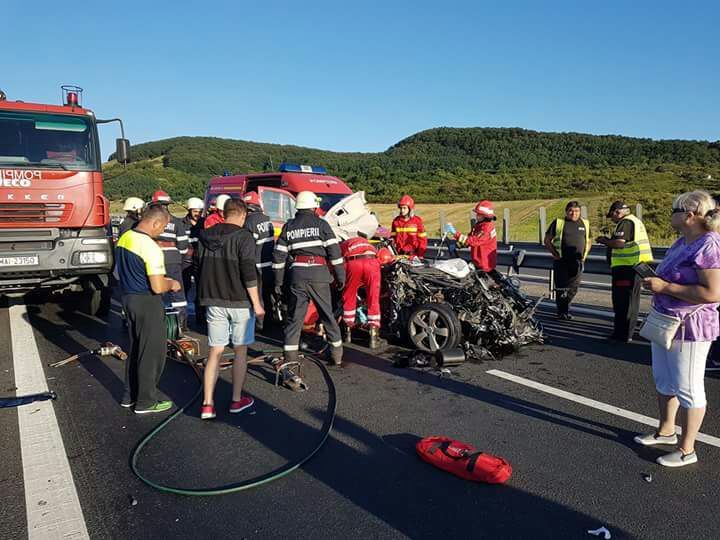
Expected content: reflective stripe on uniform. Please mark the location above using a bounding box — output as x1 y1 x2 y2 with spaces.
284 344 299 351
275 244 289 252
290 239 324 250
272 262 286 269
395 227 418 233
256 261 273 268
257 237 275 245
329 340 343 348
291 262 325 268
330 258 344 266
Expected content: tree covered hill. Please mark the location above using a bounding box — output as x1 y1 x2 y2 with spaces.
104 127 720 206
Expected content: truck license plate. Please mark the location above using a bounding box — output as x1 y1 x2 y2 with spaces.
0 255 39 267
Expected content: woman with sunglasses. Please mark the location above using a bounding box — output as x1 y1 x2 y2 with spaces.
637 190 720 467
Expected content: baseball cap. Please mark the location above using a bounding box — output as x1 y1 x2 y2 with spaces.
606 200 629 217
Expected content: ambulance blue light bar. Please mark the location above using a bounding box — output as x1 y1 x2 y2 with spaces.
278 163 327 175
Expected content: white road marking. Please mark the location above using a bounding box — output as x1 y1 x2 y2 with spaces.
10 304 90 539
486 369 720 448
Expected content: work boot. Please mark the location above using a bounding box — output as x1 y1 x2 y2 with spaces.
369 327 383 349
329 345 343 366
344 325 353 344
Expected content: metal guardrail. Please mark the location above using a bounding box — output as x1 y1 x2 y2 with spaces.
426 239 667 277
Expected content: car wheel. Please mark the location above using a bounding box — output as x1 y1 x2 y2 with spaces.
407 303 462 353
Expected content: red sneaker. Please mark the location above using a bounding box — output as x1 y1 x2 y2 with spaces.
200 404 216 420
229 396 254 414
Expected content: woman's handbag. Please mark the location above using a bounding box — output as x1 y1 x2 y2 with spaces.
640 305 702 350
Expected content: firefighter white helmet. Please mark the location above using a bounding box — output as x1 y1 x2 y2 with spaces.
296 191 320 210
215 194 231 211
186 197 204 210
123 197 145 212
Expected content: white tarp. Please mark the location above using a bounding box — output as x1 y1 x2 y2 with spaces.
322 191 379 240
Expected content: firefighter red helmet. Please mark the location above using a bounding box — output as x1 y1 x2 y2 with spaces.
474 200 495 218
397 195 415 210
377 247 395 266
151 190 172 205
243 191 261 208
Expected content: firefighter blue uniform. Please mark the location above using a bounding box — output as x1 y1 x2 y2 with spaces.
273 202 345 365
150 191 189 329
244 208 275 315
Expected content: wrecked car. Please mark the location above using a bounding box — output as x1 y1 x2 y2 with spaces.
379 256 543 359
321 191 543 359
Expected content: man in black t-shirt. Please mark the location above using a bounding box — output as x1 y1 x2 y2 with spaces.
544 201 590 319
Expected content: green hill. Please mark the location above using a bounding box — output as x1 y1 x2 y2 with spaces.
104 127 720 241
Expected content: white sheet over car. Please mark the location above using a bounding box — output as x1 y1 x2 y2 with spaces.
431 258 472 279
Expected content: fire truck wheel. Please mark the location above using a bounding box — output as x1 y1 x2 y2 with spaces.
407 303 462 353
78 279 111 317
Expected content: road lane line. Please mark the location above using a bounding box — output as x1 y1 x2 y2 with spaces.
10 304 90 539
486 369 720 448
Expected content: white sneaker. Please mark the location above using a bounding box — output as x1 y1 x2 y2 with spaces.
633 432 678 446
657 450 698 468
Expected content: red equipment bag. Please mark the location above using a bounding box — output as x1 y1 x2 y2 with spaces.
416 436 512 484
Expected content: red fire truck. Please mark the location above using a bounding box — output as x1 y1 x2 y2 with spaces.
204 163 353 230
0 86 130 315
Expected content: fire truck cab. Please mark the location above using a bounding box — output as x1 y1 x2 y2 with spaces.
204 163 353 230
0 86 129 315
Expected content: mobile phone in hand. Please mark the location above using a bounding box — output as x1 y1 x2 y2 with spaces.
634 262 657 279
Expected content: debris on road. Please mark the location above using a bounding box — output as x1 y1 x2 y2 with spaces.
129 496 138 507
643 473 653 483
587 526 611 539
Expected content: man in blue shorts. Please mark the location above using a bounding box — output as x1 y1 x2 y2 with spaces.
196 198 265 419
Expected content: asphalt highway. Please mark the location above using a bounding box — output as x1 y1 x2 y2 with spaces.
1 292 719 540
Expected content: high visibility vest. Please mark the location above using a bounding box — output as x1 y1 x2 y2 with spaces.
610 214 653 267
552 217 591 261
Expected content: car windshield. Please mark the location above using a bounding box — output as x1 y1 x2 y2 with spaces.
0 111 99 171
318 193 349 213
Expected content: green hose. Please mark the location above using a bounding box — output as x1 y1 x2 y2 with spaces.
130 352 337 496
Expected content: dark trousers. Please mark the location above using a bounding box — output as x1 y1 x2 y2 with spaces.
284 281 342 350
554 258 583 315
611 265 641 340
182 264 203 324
122 294 167 408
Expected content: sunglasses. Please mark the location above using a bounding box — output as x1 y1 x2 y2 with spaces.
671 208 687 215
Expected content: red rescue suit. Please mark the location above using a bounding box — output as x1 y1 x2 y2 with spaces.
391 215 427 258
204 212 224 229
341 237 381 328
457 219 497 272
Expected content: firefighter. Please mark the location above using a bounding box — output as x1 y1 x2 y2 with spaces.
204 194 230 229
597 201 653 342
446 200 498 272
182 197 205 324
119 197 145 237
341 232 382 348
150 190 190 332
391 195 427 258
273 191 346 366
243 191 275 325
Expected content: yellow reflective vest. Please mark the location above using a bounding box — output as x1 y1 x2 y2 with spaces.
552 217 591 261
610 214 653 267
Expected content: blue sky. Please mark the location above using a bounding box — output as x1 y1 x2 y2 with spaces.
3 0 718 159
